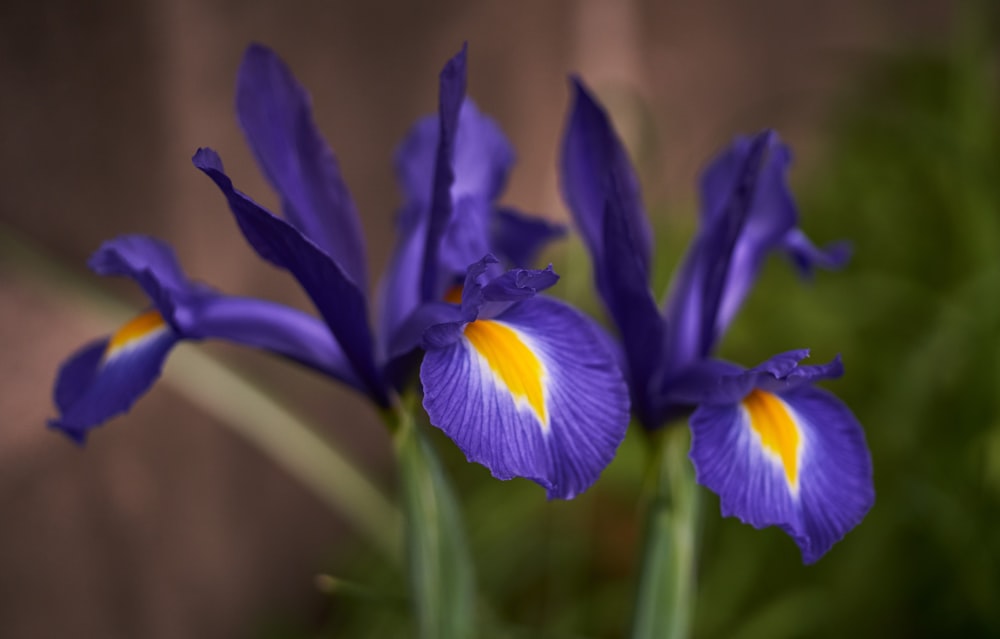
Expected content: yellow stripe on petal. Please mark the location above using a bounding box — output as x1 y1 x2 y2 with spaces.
743 389 801 491
106 310 167 357
464 319 548 429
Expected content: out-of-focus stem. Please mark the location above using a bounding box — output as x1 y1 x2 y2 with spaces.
394 395 475 639
630 425 702 639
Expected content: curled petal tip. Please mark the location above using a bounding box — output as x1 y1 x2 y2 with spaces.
192 147 223 171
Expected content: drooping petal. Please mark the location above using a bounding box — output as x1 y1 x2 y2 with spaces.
49 310 179 442
689 383 873 564
193 148 388 405
177 295 364 390
236 44 368 288
490 207 566 268
421 296 629 499
92 235 363 387
560 77 652 292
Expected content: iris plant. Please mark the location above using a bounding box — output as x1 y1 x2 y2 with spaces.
561 79 874 563
49 45 629 501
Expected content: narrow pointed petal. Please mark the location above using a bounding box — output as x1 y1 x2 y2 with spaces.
421 296 629 499
420 44 468 302
601 200 667 425
386 82 524 340
193 148 387 405
689 384 873 563
383 61 496 344
490 207 566 268
561 77 652 289
559 80 664 426
50 311 179 442
236 44 367 287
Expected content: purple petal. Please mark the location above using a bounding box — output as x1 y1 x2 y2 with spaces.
236 44 367 288
601 200 668 425
713 134 799 332
662 131 772 373
420 44 468 302
193 148 387 405
386 78 516 337
666 351 844 406
689 384 873 563
420 296 629 499
395 98 513 210
177 295 364 390
439 194 490 275
88 236 192 324
490 207 567 268
383 54 484 344
457 255 558 322
49 312 179 442
781 229 852 278
378 203 427 355
665 132 851 372
560 77 652 288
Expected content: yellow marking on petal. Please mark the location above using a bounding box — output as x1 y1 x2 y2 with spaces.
463 319 548 428
443 284 464 305
743 389 801 490
106 310 166 356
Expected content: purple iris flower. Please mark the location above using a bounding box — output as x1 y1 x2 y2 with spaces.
50 45 628 500
560 79 872 561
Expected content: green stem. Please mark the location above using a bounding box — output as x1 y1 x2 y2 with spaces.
630 426 702 639
394 397 475 639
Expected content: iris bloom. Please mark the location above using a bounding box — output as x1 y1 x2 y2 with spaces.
560 79 873 561
50 45 628 500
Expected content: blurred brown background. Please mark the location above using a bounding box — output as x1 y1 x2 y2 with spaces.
0 1 948 637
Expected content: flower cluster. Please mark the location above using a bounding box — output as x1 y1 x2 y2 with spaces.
561 80 873 562
50 44 873 562
50 45 628 501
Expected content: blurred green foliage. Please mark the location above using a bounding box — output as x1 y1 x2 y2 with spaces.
262 3 1000 636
